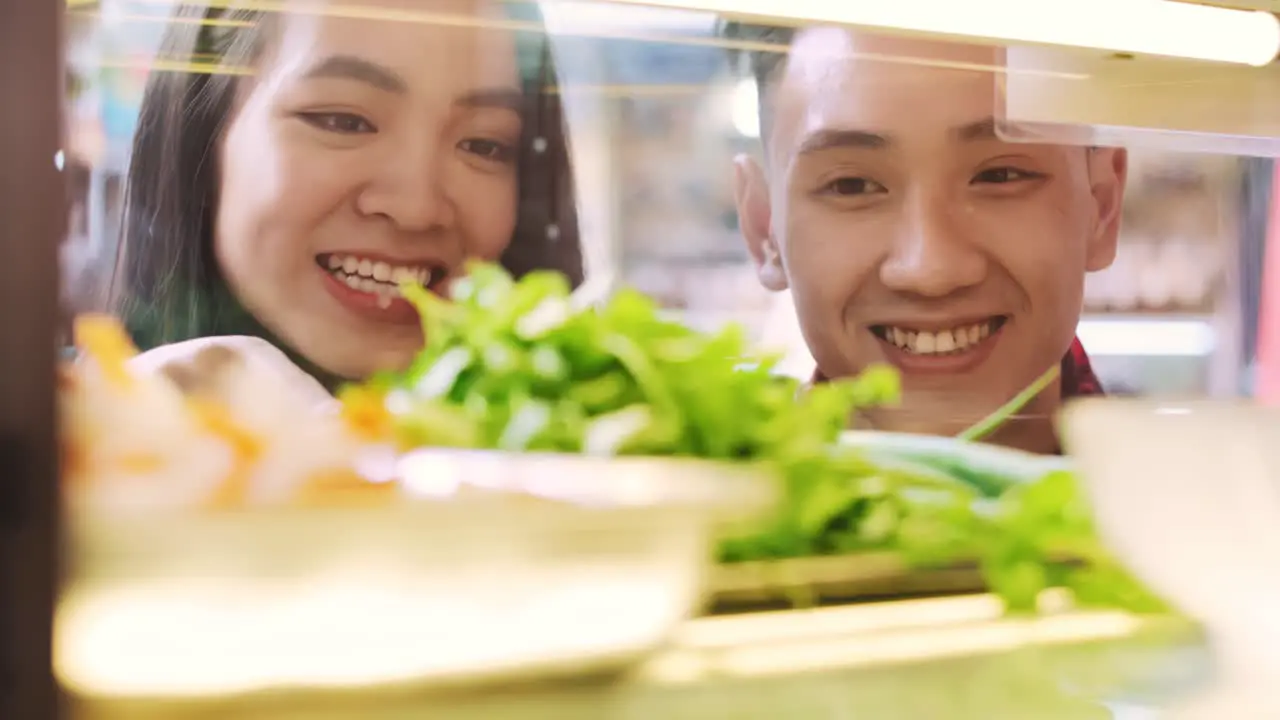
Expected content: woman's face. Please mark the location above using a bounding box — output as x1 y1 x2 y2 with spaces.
215 0 523 378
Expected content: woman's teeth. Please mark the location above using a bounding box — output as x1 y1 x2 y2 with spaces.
323 254 437 308
876 319 1002 355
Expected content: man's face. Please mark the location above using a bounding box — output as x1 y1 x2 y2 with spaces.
734 29 1126 432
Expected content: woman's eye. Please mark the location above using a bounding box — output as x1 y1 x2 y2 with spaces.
298 112 376 134
459 138 516 164
972 167 1040 184
822 177 887 196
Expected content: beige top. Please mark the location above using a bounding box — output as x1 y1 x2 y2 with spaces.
128 336 335 413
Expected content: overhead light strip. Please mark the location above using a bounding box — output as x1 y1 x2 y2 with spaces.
583 0 1280 66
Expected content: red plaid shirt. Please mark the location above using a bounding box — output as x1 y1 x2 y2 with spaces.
813 337 1105 399
1058 337 1105 399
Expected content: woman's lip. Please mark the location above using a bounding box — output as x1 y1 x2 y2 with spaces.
317 251 445 269
319 267 422 325
873 323 1005 376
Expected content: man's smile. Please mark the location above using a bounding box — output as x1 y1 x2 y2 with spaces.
869 316 1008 355
869 316 1009 374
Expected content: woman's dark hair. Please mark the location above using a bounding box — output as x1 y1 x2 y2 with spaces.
112 2 584 380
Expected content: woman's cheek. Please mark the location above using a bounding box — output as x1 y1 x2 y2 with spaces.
461 173 519 259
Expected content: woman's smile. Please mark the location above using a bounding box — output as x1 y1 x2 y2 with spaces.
316 251 447 324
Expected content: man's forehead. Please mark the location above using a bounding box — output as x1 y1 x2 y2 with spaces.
769 28 1005 155
785 27 1002 77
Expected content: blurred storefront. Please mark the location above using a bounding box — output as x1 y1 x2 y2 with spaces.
64 0 1267 397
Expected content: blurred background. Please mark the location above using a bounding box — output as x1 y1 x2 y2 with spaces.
28 2 1280 717
61 0 1274 398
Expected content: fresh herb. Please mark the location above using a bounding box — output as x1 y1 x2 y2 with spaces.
355 262 899 464
725 447 1165 614
957 363 1061 443
356 263 1163 616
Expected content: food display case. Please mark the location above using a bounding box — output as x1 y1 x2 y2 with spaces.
73 600 1207 720
13 1 1280 718
0 0 63 715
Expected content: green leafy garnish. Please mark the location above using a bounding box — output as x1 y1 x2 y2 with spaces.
371 262 897 464
361 263 1163 617
957 363 1061 442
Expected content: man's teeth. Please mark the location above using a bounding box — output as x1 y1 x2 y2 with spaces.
881 321 996 355
324 254 438 306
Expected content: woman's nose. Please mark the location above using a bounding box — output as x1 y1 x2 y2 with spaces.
878 198 988 297
356 142 455 232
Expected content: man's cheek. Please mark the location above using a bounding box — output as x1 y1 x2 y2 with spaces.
785 258 847 316
790 276 861 364
1022 253 1086 309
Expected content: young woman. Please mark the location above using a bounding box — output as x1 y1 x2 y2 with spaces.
110 0 583 391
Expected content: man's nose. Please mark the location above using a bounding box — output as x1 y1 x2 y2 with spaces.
355 141 455 232
878 197 987 297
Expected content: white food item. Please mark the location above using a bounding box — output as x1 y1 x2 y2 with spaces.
68 334 374 513
64 347 233 513
1138 247 1175 309
1169 242 1214 307
1105 243 1144 311
137 336 375 505
130 336 334 413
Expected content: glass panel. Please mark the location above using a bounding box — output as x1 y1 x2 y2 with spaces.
0 1 64 718
60 2 1262 408
1000 46 1280 156
41 0 1280 714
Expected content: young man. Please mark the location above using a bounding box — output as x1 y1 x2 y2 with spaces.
723 24 1122 454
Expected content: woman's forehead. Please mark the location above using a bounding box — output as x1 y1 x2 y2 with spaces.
267 0 522 89
276 0 509 24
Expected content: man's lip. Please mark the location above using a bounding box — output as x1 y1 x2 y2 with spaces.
867 314 1008 332
872 321 1006 376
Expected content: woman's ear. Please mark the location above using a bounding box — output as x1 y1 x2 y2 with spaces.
1085 147 1128 273
733 154 788 291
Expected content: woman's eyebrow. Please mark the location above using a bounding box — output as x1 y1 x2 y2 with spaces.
456 87 524 112
301 54 406 93
297 56 523 112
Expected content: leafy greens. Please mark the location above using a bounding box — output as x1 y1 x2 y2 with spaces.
345 263 1165 615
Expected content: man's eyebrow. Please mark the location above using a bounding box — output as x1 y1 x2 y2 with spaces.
796 128 891 156
952 117 1001 142
301 54 407 93
794 117 1010 156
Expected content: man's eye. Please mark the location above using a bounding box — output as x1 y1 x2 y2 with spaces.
459 138 516 164
822 177 886 196
972 167 1040 184
298 112 376 134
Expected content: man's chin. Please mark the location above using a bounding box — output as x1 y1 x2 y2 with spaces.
856 403 975 437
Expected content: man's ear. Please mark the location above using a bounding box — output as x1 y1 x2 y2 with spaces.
1084 147 1127 272
733 153 788 291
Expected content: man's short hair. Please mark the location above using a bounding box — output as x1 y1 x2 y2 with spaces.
718 21 796 137
719 23 1098 159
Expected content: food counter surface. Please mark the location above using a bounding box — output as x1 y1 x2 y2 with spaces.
76 595 1210 720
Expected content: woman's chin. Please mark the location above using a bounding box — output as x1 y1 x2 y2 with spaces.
301 341 416 385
